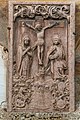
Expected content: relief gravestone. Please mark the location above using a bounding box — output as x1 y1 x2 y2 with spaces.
8 1 75 112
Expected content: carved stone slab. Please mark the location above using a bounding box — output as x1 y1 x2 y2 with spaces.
8 1 75 112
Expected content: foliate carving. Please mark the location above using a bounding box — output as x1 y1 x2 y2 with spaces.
12 32 69 111
8 2 75 112
12 76 34 110
0 109 80 120
50 76 69 111
14 5 70 21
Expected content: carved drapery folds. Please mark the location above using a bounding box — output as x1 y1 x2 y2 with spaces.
8 2 75 112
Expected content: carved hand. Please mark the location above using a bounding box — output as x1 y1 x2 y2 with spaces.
22 47 31 56
48 55 55 60
27 51 33 57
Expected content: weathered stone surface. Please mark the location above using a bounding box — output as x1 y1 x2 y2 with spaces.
1 107 80 120
8 1 75 112
0 0 80 119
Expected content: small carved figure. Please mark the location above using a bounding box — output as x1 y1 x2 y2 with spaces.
46 34 67 79
18 35 33 79
24 21 59 65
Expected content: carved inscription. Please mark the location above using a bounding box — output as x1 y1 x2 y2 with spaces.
8 2 75 112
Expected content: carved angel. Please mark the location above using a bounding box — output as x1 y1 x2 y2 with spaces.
46 34 67 79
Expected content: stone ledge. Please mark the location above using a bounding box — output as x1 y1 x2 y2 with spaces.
0 108 80 120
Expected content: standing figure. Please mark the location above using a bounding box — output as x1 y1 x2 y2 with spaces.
24 21 58 66
46 34 67 79
18 35 33 79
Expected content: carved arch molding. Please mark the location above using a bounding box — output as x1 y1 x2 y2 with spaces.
8 1 75 113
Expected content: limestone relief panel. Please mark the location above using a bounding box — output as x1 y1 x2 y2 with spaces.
8 2 75 112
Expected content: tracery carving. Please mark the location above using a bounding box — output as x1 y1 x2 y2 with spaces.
14 5 70 21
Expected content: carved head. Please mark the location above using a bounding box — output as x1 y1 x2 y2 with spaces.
53 34 61 45
35 23 42 31
23 35 30 46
